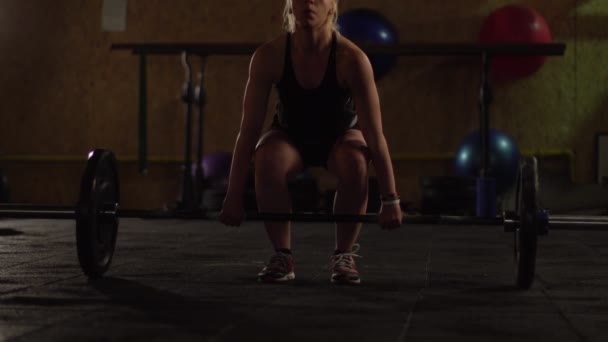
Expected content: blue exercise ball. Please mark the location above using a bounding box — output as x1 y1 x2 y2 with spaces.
454 129 521 195
338 8 398 80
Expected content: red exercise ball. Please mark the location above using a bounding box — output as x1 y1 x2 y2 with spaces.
479 5 552 81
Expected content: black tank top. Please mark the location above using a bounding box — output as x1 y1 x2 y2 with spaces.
273 32 357 141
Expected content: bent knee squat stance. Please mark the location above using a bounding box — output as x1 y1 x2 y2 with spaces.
220 0 403 284
328 136 370 253
254 131 304 252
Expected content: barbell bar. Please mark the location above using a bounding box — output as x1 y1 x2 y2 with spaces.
0 204 506 225
2 203 607 227
1 150 607 289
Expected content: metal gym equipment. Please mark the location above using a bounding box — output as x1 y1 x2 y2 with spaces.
1 149 606 290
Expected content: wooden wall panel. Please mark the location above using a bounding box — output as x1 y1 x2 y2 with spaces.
0 0 605 208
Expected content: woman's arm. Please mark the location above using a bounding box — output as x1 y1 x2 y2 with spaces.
345 49 398 199
226 46 275 199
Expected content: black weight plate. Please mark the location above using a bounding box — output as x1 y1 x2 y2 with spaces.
0 169 10 203
76 149 120 278
514 156 538 289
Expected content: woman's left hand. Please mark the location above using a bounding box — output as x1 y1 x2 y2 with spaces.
378 204 402 230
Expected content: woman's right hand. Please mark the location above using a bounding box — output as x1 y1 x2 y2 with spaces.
219 193 245 227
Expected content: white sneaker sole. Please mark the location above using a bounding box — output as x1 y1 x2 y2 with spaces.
258 272 295 283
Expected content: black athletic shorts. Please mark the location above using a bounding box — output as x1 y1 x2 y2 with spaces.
267 121 364 168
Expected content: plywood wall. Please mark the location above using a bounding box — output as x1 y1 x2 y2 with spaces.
0 0 605 208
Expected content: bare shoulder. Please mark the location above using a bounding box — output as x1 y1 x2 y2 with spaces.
250 34 287 84
337 35 372 67
335 34 373 87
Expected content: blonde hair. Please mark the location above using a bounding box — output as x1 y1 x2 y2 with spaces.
283 0 339 33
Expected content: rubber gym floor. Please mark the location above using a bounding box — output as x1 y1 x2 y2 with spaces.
1 213 607 341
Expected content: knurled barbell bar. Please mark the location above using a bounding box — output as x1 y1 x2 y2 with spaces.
1 150 607 289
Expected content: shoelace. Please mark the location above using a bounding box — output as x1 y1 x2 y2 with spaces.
328 244 362 270
267 252 290 271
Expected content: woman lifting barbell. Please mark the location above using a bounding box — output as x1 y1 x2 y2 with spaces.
220 0 402 284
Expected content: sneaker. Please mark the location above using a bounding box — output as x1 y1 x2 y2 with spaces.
328 244 362 285
257 251 295 283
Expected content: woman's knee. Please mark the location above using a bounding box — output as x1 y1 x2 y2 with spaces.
254 145 280 172
254 134 303 183
329 144 369 184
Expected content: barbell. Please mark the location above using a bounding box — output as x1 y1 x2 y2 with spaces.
1 149 607 289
